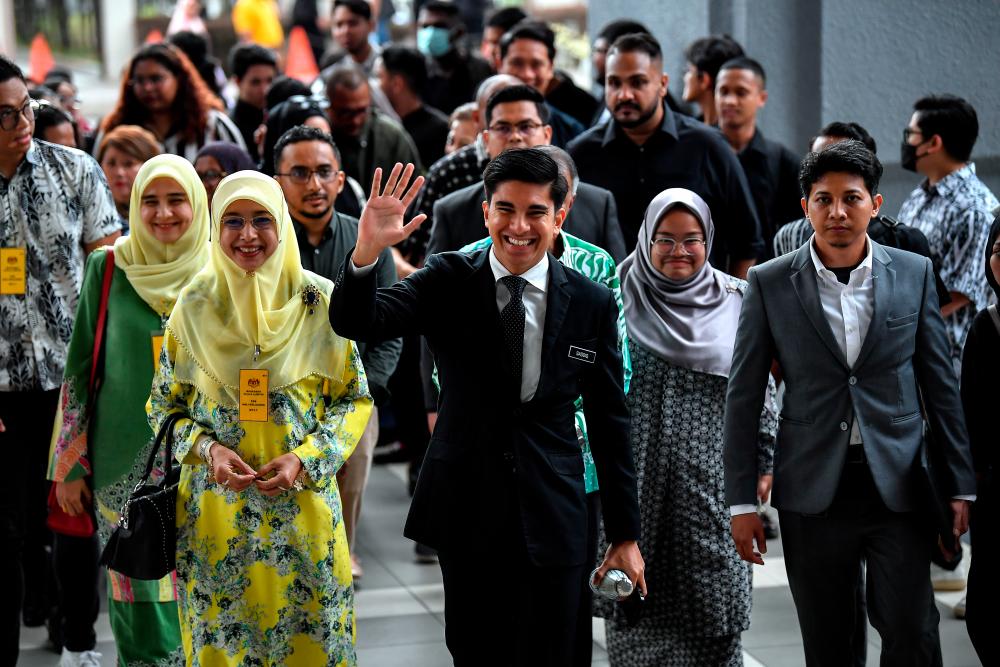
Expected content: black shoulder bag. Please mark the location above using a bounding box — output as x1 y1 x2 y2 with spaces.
100 411 185 580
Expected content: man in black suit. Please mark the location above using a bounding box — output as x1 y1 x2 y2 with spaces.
330 149 644 666
427 85 626 261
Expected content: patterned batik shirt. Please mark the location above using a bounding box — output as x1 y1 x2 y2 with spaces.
898 163 999 369
0 140 121 392
451 231 631 493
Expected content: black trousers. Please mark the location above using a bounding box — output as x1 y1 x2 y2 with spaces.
1 389 59 664
437 480 586 667
779 462 942 667
966 475 996 665
53 532 100 652
571 492 600 667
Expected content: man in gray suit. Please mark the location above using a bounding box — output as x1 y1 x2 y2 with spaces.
723 140 976 666
426 85 627 262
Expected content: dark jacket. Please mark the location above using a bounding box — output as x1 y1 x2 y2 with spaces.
332 109 423 196
330 249 640 565
426 180 627 262
294 211 401 405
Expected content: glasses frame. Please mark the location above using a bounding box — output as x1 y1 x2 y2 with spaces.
487 121 545 138
220 215 277 232
274 166 339 184
0 99 40 132
650 236 707 256
902 127 924 143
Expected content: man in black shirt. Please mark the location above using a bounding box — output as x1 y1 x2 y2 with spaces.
499 20 598 130
418 0 493 114
228 44 277 162
376 45 451 168
716 57 801 260
272 125 401 579
681 34 744 126
568 33 761 277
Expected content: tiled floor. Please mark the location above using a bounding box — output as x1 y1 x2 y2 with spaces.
18 464 982 666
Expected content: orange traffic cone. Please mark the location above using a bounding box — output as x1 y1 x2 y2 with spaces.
285 26 319 83
145 29 164 44
28 33 55 84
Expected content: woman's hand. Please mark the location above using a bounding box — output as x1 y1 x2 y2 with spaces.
211 445 258 492
56 478 92 517
255 453 303 497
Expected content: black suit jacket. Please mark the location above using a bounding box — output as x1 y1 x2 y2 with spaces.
330 249 640 566
426 180 628 262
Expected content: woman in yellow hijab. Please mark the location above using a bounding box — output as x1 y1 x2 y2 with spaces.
49 154 210 666
148 170 372 666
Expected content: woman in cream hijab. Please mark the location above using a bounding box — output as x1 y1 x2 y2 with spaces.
49 154 210 666
148 170 372 666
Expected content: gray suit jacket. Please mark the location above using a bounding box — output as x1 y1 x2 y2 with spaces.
426 180 628 262
723 241 976 514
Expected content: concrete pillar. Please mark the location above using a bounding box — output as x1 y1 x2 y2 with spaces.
0 0 16 58
99 0 137 80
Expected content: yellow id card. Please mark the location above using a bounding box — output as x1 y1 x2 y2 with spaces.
239 369 269 422
0 248 27 295
151 330 164 373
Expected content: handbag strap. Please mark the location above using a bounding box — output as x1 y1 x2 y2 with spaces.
89 248 115 396
138 412 184 487
988 304 1000 337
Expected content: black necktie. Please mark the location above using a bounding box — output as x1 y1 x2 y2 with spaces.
499 275 526 392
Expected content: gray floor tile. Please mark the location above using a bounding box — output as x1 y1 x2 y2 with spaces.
356 641 453 666
357 614 444 649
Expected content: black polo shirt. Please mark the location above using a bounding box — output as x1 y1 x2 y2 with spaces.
568 105 763 267
402 104 450 170
737 129 802 260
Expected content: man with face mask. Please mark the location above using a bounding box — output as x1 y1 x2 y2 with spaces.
897 95 998 373
418 0 493 115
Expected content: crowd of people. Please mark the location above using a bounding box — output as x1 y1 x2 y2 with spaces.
0 2 996 667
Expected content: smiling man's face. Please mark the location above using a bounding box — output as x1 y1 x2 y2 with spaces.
482 179 565 275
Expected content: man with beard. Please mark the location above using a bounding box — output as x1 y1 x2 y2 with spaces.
568 33 761 277
272 124 401 580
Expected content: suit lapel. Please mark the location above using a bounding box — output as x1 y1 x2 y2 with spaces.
533 256 571 400
789 245 850 369
852 244 894 371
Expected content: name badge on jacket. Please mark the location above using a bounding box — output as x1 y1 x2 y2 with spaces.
568 346 596 363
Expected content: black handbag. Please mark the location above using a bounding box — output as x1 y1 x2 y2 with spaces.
100 412 185 580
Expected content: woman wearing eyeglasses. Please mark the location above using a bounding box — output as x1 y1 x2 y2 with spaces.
95 43 245 162
49 155 210 666
600 188 777 666
194 141 256 202
148 171 372 666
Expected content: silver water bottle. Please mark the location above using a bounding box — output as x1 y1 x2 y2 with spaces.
589 567 634 600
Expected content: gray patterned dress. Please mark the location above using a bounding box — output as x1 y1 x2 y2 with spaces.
602 341 777 667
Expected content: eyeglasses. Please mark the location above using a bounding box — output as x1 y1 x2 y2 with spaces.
487 121 544 137
0 99 39 132
197 169 227 183
650 237 707 255
128 74 169 89
274 166 338 184
902 127 924 142
221 215 277 231
331 106 368 121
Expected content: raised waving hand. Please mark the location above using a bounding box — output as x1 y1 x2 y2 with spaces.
354 163 426 267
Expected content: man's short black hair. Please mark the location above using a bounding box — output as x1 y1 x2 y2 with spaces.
499 20 556 63
32 102 74 139
813 121 877 154
485 84 550 127
380 45 428 97
229 43 278 80
608 32 662 63
483 147 568 210
334 0 372 21
325 62 368 93
799 139 883 198
485 7 528 32
273 125 343 173
913 94 978 163
597 19 650 44
0 54 26 85
718 56 766 88
683 35 744 86
422 1 461 18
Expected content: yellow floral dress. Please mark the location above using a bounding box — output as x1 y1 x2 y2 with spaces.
148 333 372 667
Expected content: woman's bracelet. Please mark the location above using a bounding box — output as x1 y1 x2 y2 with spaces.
197 437 217 467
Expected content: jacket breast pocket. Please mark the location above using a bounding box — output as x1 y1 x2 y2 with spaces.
886 312 918 329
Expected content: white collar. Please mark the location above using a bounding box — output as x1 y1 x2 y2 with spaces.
808 233 874 282
489 247 549 293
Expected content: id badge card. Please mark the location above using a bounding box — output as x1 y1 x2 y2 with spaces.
151 330 164 373
0 248 27 295
239 369 269 422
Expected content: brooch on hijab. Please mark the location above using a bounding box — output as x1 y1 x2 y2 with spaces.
301 284 321 315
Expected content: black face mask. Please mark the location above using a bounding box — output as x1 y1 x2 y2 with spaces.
900 140 926 172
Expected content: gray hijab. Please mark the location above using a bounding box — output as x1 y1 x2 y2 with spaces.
619 188 744 377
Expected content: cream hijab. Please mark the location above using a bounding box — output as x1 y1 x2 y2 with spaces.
113 154 211 316
166 170 349 407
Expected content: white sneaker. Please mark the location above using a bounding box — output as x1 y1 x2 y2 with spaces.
930 561 966 592
59 648 103 667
